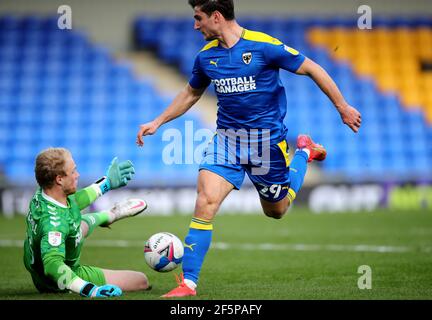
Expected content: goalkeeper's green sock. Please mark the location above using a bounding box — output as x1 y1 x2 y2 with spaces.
81 212 110 238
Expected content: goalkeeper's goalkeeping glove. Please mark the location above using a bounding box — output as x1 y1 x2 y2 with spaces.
79 282 122 298
95 157 135 194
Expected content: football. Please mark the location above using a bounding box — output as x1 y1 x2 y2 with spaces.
144 232 184 272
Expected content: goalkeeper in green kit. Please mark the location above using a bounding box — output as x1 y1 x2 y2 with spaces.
23 147 150 298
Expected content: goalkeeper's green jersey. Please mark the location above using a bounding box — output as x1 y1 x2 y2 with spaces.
23 186 98 292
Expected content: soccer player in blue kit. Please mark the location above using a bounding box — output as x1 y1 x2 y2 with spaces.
136 0 362 297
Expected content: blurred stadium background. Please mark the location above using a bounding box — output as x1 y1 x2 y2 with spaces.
1 0 432 301
0 0 431 215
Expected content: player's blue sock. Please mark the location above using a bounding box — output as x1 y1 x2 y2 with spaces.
287 150 308 202
182 217 213 288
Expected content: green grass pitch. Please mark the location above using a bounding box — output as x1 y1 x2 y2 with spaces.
0 208 431 300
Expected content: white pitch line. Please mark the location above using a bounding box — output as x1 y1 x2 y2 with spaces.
211 242 416 253
1 239 431 253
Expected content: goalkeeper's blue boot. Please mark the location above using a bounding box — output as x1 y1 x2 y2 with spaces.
104 198 147 226
297 134 327 163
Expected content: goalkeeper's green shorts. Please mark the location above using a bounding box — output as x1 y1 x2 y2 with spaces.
30 265 106 293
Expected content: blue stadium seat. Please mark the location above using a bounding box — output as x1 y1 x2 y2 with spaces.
1 15 432 183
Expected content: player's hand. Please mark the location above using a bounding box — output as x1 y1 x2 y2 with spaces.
94 157 134 194
80 282 122 298
136 120 161 147
339 105 362 133
92 284 122 298
106 157 135 189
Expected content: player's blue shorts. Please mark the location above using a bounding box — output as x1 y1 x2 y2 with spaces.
199 132 291 202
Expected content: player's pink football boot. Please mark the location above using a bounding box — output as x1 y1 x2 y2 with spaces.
297 134 327 163
161 273 197 298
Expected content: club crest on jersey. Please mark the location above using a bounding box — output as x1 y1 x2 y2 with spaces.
48 231 62 247
242 52 252 65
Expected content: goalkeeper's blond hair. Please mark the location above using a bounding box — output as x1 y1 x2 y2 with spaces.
35 147 72 189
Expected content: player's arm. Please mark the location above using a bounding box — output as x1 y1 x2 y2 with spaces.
40 222 122 298
42 251 122 298
73 157 136 210
137 53 210 146
136 84 206 146
295 57 362 133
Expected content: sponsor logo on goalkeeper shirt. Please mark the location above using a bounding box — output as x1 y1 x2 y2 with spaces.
212 76 256 94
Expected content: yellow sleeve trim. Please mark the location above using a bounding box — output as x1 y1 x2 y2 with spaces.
242 29 282 45
200 40 219 52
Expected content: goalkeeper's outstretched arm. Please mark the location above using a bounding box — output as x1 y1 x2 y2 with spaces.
136 84 206 146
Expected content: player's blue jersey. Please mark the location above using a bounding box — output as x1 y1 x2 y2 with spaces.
189 29 306 143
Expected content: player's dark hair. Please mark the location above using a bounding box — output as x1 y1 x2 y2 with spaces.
35 147 71 189
188 0 235 20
